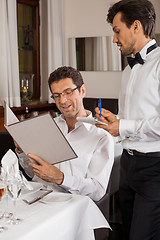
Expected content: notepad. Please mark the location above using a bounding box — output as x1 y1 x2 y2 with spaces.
77 117 108 126
4 102 77 164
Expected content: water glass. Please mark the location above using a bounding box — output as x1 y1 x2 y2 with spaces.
0 167 7 232
7 171 24 225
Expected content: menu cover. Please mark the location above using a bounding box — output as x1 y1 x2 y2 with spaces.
4 102 77 164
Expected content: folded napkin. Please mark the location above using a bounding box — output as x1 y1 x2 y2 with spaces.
1 149 33 190
23 190 53 205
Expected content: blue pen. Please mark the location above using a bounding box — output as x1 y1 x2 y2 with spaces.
98 99 101 117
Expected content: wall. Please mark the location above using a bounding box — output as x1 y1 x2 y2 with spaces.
64 0 160 98
81 71 122 98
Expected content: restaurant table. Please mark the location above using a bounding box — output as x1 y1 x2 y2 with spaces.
0 192 110 240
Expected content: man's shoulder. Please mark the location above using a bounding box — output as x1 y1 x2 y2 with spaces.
89 124 114 141
146 47 160 69
148 46 160 59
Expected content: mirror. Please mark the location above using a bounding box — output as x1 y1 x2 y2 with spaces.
156 33 160 45
69 34 160 72
69 36 122 71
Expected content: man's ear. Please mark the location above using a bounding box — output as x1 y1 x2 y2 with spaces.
80 84 86 98
133 20 141 33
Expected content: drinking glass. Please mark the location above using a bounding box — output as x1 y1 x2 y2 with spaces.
3 170 13 219
0 167 7 232
7 171 24 225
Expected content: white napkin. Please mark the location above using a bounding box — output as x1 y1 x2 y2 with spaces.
1 149 33 190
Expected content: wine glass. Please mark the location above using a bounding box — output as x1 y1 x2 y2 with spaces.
0 167 7 232
7 171 24 225
2 169 13 219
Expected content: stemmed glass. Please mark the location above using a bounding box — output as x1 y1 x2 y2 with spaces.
0 167 7 232
7 171 24 225
2 168 13 219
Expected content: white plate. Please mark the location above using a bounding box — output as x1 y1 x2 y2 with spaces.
42 193 72 203
21 182 43 196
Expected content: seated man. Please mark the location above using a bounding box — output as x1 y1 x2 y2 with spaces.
17 66 114 201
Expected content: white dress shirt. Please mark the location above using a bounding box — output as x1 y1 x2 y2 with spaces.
18 111 114 201
118 39 160 153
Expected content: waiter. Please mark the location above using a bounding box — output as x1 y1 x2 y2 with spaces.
95 0 160 239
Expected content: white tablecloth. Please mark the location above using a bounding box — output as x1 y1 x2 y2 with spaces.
1 192 110 240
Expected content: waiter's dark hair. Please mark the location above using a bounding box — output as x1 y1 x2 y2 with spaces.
107 0 156 39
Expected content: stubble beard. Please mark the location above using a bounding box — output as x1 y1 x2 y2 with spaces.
121 39 136 56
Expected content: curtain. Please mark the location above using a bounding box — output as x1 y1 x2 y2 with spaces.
92 36 121 71
0 0 21 107
40 0 65 103
93 37 108 71
107 36 122 71
68 38 77 69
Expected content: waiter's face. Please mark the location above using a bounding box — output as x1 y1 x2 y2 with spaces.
112 12 136 56
51 78 85 119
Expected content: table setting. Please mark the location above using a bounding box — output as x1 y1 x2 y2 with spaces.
0 149 111 240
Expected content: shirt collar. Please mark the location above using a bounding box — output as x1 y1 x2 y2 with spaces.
75 110 93 131
57 110 94 132
140 39 156 60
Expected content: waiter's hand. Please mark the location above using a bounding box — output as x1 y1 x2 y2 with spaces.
28 153 64 185
95 107 120 137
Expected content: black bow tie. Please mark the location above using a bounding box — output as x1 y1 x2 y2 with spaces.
127 43 158 69
127 52 144 69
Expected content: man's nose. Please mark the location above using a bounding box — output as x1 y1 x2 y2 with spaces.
59 94 67 103
113 34 118 43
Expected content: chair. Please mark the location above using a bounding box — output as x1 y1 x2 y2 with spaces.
0 131 16 161
94 147 122 240
94 186 110 239
0 131 31 180
83 97 122 240
83 97 118 117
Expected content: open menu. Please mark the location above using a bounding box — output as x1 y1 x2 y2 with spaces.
4 102 77 164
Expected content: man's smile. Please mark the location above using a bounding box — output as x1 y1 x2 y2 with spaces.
60 104 72 110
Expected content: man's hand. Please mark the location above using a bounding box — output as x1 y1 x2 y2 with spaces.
95 107 120 137
28 153 64 185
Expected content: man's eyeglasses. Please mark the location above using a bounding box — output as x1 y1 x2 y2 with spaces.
51 86 80 100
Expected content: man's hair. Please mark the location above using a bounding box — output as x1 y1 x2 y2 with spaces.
48 66 84 92
107 0 156 39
